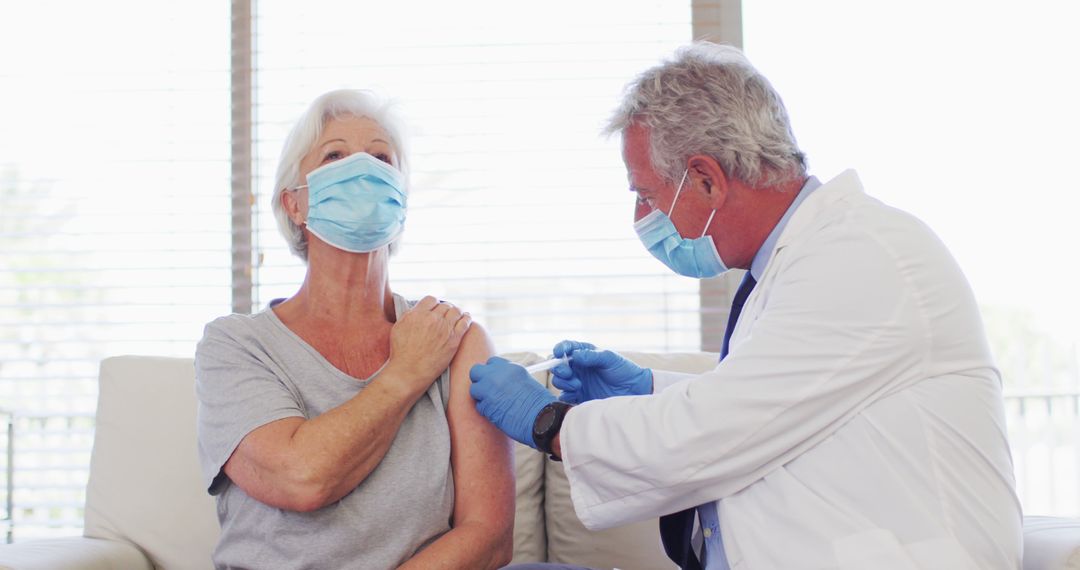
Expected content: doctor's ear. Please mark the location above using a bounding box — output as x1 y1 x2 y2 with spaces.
686 155 731 208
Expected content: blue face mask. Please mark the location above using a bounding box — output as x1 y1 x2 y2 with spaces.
296 151 407 253
633 170 728 279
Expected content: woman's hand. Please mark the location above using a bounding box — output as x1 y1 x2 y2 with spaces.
386 296 472 391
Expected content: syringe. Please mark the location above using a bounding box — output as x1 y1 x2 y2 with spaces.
522 355 571 375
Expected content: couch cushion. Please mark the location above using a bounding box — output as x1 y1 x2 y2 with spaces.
1024 516 1080 570
0 537 153 570
545 460 676 570
622 351 720 377
500 352 550 564
541 350 717 569
86 353 549 568
83 356 218 570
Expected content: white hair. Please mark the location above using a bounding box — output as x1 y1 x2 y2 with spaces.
271 89 410 261
604 42 806 188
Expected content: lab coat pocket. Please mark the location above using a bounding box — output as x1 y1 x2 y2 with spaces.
833 529 919 570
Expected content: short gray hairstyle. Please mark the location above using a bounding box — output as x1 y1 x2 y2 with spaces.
271 89 410 261
604 42 806 188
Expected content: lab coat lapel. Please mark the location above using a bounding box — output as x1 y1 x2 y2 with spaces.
729 170 866 349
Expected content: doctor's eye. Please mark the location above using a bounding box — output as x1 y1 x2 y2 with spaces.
373 152 392 165
630 186 654 208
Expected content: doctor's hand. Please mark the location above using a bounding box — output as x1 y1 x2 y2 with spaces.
551 340 653 404
469 357 555 449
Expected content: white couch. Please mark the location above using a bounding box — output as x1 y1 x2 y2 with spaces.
0 353 1078 570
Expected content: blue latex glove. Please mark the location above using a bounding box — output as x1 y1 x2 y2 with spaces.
469 356 555 449
551 340 653 404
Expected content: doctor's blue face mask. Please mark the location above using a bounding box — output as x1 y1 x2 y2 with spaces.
633 169 729 279
292 151 407 254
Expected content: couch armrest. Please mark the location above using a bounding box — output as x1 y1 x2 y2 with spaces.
0 537 152 570
1024 516 1080 570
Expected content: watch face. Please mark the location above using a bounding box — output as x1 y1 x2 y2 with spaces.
534 406 557 434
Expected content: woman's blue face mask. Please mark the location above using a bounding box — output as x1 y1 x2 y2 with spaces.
633 170 729 279
294 151 407 253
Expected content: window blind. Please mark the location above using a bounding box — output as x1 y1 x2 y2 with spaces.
0 0 701 540
251 0 697 354
0 0 231 539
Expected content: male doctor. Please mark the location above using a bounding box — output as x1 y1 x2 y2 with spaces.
470 43 1021 569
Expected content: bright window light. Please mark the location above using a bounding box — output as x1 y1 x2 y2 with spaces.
744 0 1080 516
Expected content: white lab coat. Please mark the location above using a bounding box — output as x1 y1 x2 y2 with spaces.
560 170 1022 569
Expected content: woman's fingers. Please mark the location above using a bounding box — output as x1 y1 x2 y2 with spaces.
415 295 440 311
454 311 473 335
389 298 474 382
440 303 461 322
433 300 455 317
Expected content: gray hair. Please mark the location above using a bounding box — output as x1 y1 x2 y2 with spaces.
604 42 806 188
271 89 410 261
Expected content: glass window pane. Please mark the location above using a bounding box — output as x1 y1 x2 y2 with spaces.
0 0 230 538
744 0 1080 516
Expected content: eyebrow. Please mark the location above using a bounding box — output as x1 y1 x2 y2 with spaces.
318 137 390 148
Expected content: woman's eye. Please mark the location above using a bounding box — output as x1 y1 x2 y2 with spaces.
374 153 392 165
322 150 344 163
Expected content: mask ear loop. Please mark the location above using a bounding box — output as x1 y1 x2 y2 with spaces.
700 209 717 238
670 169 717 238
668 169 690 216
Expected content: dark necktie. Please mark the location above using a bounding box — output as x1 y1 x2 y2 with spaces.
658 271 757 570
721 271 758 359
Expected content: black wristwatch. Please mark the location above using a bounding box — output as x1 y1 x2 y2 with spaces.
532 401 574 461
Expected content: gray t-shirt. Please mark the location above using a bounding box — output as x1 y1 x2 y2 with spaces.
194 294 454 570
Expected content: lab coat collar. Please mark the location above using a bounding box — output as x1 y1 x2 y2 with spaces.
749 176 822 280
774 169 864 251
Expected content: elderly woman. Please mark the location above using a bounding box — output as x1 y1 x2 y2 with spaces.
194 89 514 569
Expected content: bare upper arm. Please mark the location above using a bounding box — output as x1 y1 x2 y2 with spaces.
222 416 307 508
446 323 515 528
